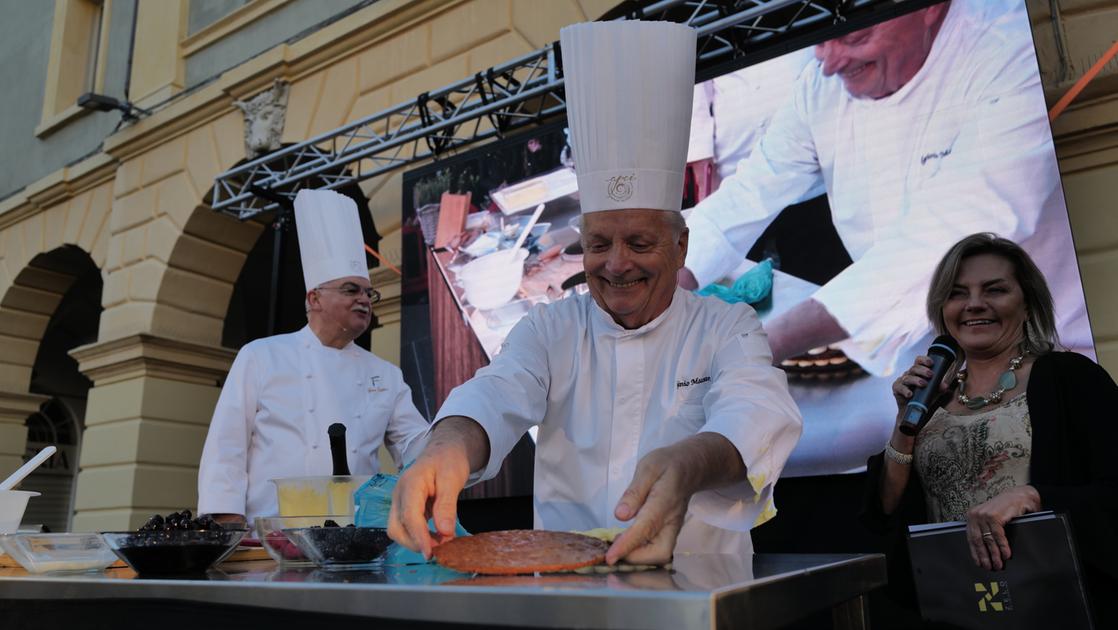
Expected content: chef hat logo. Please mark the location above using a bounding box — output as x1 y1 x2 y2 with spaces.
606 174 636 202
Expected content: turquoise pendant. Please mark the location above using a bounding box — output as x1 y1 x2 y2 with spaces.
997 370 1017 391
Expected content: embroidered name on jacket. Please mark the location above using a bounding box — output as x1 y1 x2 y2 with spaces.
676 376 711 389
920 147 952 166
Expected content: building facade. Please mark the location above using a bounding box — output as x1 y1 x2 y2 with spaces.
0 0 615 531
0 0 1115 531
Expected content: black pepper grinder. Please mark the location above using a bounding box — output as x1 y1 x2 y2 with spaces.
327 423 350 476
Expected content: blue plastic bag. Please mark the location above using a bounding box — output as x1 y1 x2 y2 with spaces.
353 472 469 566
696 258 774 305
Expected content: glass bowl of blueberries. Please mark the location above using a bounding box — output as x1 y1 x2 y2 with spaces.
282 519 391 571
102 510 247 576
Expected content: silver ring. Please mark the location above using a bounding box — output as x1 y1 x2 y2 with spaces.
981 531 994 539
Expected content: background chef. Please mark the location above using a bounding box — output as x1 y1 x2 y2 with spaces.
198 189 429 526
679 0 1092 377
388 21 802 564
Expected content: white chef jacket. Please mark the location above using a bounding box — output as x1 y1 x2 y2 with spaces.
198 326 429 522
436 289 802 558
685 0 1093 376
690 49 816 180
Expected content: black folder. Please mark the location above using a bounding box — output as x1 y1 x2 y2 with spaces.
906 511 1093 629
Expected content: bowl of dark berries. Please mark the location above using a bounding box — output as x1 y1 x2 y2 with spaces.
102 511 247 576
282 519 391 571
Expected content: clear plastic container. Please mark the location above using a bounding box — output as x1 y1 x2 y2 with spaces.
0 532 118 574
270 476 372 517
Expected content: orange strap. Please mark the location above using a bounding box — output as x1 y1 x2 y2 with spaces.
365 244 402 276
1049 39 1118 122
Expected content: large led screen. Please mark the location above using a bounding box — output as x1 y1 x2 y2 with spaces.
400 0 1094 479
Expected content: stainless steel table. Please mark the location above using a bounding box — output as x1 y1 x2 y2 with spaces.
0 553 885 629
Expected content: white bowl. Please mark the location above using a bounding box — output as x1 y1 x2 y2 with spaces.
0 490 39 534
459 248 528 310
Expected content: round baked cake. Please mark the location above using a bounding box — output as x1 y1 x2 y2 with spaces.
432 530 609 575
443 574 604 587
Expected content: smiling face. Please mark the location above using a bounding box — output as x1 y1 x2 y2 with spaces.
581 209 687 330
814 5 948 100
942 254 1028 359
307 275 374 342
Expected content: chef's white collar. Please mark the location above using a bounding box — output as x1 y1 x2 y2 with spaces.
590 286 686 338
298 324 360 355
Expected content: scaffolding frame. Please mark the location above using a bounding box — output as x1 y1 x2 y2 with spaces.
211 0 917 220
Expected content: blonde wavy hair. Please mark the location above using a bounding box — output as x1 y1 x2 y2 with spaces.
925 233 1059 356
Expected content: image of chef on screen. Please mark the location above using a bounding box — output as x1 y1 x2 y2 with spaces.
679 0 1093 378
388 20 801 565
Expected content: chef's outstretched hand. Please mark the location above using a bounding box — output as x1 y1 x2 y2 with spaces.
606 433 747 565
606 447 692 566
387 417 489 559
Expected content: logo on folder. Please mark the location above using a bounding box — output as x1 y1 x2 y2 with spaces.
975 581 1013 612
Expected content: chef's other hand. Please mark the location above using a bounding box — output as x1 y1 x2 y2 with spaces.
387 416 489 559
607 433 747 565
966 485 1040 571
606 447 691 566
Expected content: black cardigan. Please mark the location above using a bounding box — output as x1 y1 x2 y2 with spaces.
861 351 1118 615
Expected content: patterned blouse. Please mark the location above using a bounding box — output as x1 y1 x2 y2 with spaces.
913 393 1032 522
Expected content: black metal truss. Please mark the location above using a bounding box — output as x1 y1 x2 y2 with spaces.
211 0 918 220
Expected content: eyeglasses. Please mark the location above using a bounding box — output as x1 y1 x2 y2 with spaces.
315 284 381 303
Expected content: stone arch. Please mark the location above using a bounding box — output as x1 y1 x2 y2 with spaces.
0 182 112 362
150 200 265 347
0 199 108 394
0 243 102 485
104 112 381 350
97 110 254 347
217 165 381 351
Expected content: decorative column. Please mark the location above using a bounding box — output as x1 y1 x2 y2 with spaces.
69 334 235 531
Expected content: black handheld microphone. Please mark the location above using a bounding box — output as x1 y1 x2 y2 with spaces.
898 335 960 436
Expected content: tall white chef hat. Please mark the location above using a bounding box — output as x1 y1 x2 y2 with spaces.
293 189 367 291
560 21 696 213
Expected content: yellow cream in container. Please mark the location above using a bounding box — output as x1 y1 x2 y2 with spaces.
271 476 372 516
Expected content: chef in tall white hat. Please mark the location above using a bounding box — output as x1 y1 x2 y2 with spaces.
198 189 429 525
389 21 801 564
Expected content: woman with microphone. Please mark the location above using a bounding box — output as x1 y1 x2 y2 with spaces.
862 232 1118 625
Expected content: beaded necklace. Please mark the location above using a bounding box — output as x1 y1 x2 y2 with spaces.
955 354 1025 410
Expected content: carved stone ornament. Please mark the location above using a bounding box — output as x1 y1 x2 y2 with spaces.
233 78 291 158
